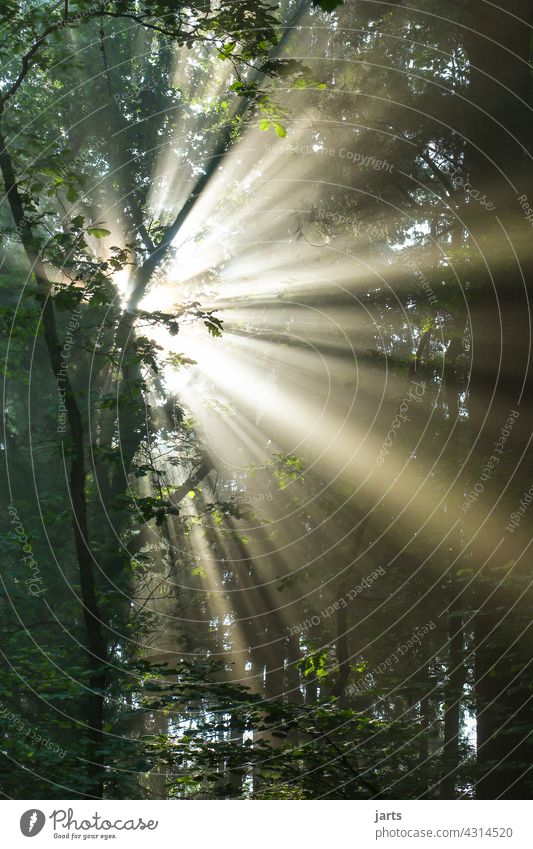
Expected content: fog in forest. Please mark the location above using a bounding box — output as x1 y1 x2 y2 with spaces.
0 0 532 802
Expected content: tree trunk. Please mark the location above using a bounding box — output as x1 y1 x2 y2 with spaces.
461 0 533 798
0 123 108 796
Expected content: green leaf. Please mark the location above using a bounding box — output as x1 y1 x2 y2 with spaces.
259 118 271 131
274 122 287 138
88 227 111 238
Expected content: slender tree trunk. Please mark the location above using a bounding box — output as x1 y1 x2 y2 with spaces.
331 519 367 699
441 286 468 797
461 1 533 798
0 123 107 795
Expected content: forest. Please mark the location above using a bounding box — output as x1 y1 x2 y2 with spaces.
0 0 532 801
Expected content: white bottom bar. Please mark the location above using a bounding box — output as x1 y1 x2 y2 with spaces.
3 800 532 848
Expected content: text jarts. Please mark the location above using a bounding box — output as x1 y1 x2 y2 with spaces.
374 811 402 823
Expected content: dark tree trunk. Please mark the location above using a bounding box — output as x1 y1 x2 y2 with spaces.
460 0 533 799
0 124 108 796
